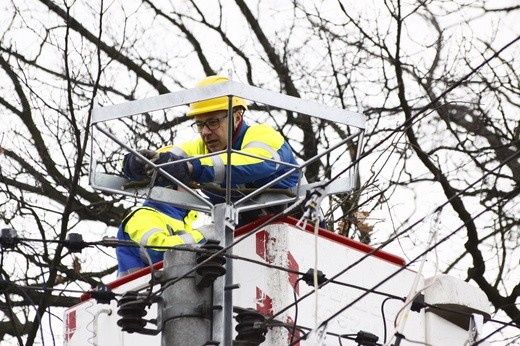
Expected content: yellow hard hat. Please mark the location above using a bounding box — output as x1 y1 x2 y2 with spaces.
187 76 248 116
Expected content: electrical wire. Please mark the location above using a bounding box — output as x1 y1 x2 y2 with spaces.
387 280 438 346
70 112 520 340
10 130 518 314
94 200 310 334
330 280 403 301
287 183 520 344
1 235 414 305
4 284 45 346
267 318 376 345
1 26 517 346
13 252 409 312
2 205 512 344
6 274 516 345
385 220 440 346
84 300 97 346
16 285 105 296
6 181 516 344
138 241 157 302
95 207 298 315
289 277 304 345
105 100 520 338
287 37 520 342
381 296 401 343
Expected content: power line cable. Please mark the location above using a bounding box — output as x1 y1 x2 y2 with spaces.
281 150 520 341
289 278 303 344
16 84 516 332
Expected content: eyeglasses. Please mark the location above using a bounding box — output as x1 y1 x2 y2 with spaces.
191 114 228 133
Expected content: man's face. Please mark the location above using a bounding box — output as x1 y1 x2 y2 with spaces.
194 110 242 152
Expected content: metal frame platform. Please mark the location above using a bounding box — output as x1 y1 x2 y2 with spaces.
89 80 366 217
88 79 366 345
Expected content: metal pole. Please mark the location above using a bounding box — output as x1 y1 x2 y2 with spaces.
211 203 235 345
161 248 212 346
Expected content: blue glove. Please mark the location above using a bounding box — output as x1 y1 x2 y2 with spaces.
122 150 190 185
122 149 159 181
154 152 190 184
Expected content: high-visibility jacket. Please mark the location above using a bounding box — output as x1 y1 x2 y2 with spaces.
170 121 300 204
116 200 205 276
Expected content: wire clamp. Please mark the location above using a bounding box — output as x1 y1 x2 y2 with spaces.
355 330 379 346
301 268 327 287
296 187 326 229
65 233 87 253
0 228 19 249
91 284 116 304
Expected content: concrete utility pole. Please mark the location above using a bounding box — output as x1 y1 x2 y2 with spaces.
161 248 212 346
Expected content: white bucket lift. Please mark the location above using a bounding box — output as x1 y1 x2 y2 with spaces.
69 79 491 345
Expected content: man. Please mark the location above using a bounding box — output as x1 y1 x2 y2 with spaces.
116 75 300 275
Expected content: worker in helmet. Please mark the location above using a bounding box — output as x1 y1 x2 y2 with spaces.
117 75 300 275
178 75 299 205
123 75 300 213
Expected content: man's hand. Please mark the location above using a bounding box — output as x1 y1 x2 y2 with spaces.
122 150 190 185
153 152 190 184
122 149 158 180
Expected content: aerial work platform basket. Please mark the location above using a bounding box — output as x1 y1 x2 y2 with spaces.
88 79 366 216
